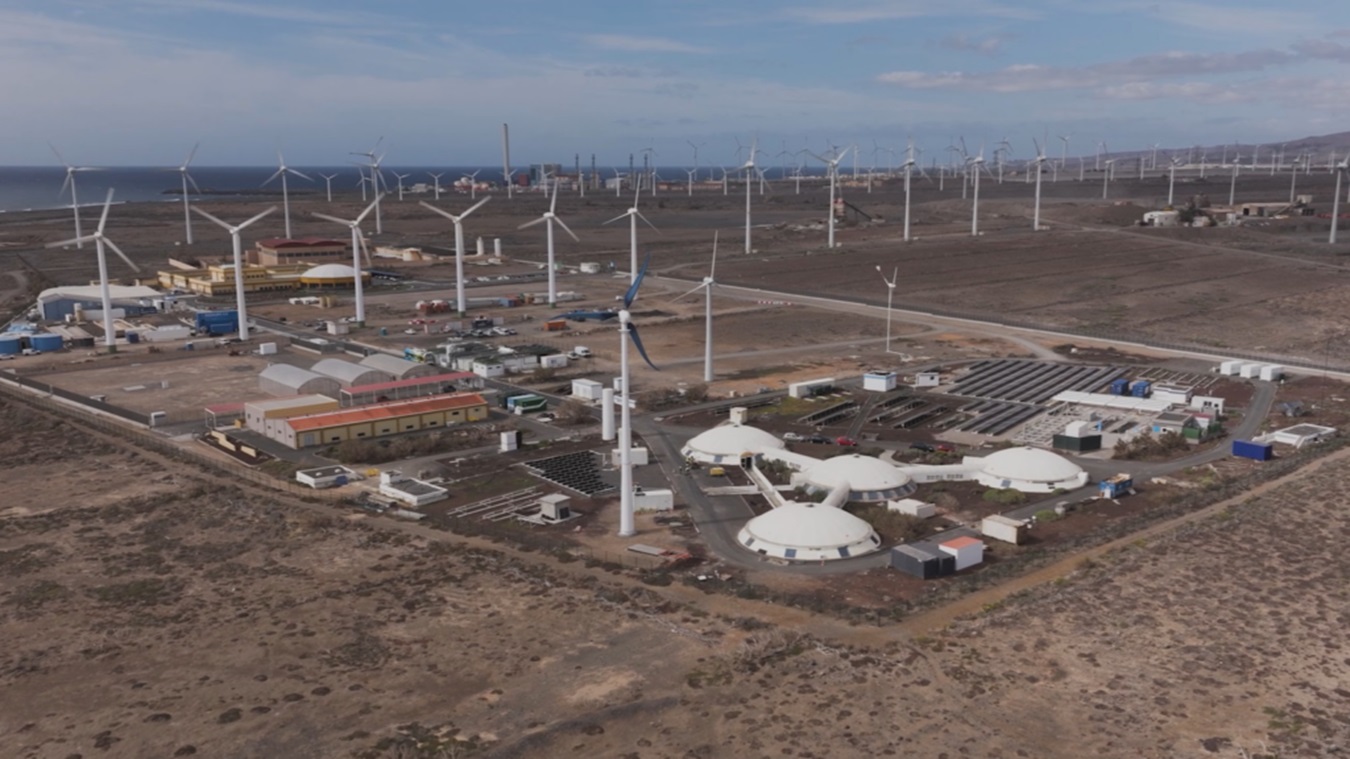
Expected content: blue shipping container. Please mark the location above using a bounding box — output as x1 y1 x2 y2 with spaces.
1232 440 1273 461
29 334 64 352
195 311 239 336
1131 380 1152 398
1109 378 1130 395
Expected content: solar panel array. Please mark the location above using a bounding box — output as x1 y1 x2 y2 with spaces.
524 451 613 496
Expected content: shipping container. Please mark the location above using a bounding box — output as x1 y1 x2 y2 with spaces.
126 331 141 344
1259 365 1284 382
1130 380 1152 398
1109 377 1130 395
0 335 22 355
1053 433 1102 452
194 310 239 336
1232 439 1273 461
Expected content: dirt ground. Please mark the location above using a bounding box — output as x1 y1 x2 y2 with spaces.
4 391 1350 757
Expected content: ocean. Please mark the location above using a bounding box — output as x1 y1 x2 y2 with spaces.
0 165 821 213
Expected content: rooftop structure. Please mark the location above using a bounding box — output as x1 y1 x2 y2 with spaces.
681 422 785 465
277 392 488 449
797 454 917 503
310 358 389 388
359 353 443 380
255 237 350 266
973 446 1088 493
258 363 342 397
737 501 881 562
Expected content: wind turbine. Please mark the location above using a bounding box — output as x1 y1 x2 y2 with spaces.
685 168 697 196
51 144 100 248
1032 138 1049 231
603 183 658 284
393 172 410 201
1168 157 1181 206
673 232 720 382
967 143 988 237
1057 134 1071 182
169 143 201 244
312 195 382 327
809 145 852 248
192 204 277 341
47 189 141 351
462 169 482 200
900 140 925 242
1102 159 1115 199
262 151 311 239
738 136 758 254
319 172 339 203
420 196 491 317
876 265 898 354
428 172 444 200
1331 159 1347 244
519 183 579 307
615 255 660 538
1228 150 1242 206
687 140 704 179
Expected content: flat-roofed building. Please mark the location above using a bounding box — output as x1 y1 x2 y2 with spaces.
339 372 480 407
255 237 350 266
278 392 489 448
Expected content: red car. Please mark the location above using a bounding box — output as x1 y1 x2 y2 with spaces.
936 443 955 453
836 436 858 447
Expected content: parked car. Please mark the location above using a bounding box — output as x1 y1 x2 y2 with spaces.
807 434 831 445
909 442 936 452
936 443 955 453
836 436 858 447
782 432 805 442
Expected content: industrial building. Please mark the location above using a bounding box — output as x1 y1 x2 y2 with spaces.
254 237 350 266
244 395 341 437
973 446 1088 493
680 422 786 465
37 284 161 321
359 353 443 380
796 454 917 503
339 372 479 407
737 501 882 561
276 392 489 449
258 364 343 397
310 358 389 388
157 261 368 297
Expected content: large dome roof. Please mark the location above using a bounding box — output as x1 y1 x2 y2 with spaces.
738 502 880 561
302 263 359 279
683 422 783 463
980 446 1084 484
803 454 912 496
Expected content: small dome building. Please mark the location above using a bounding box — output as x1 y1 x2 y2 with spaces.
975 446 1088 493
798 454 917 503
737 502 881 562
681 422 784 465
300 263 371 288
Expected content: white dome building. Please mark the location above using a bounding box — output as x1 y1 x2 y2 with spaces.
681 422 784 465
975 446 1088 493
737 502 881 561
798 454 917 503
300 263 371 288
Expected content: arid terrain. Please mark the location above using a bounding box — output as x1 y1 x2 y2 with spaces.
3 385 1348 758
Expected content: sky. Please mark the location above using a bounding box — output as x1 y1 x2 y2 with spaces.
5 0 1350 167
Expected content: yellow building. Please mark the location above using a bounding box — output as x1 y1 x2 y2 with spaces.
256 237 351 266
279 392 489 449
158 262 369 296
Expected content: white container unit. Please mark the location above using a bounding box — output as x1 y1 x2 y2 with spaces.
1259 365 1283 382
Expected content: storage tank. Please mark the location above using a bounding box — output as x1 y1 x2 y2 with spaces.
0 335 21 356
29 333 64 352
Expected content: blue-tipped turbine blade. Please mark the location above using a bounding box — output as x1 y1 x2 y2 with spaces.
627 322 659 371
624 253 652 309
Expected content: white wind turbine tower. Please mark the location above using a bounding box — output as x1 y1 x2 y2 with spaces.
1031 138 1049 231
50 144 100 248
263 151 311 239
685 168 697 196
615 256 660 537
967 143 988 237
1168 156 1181 206
1228 149 1242 206
169 143 201 245
47 189 141 351
502 123 514 200
428 172 444 200
518 183 579 307
420 196 491 317
603 183 658 284
809 145 852 249
1102 159 1115 199
319 173 339 203
464 170 483 200
900 140 925 242
312 195 382 327
1290 154 1305 204
192 204 277 341
1056 134 1071 182
393 172 411 201
738 136 759 254
674 232 721 383
876 265 898 354
1330 159 1348 244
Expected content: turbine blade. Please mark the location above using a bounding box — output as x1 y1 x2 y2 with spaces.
518 217 546 231
359 235 373 267
312 212 351 226
185 142 200 167
49 143 68 167
671 282 706 302
262 168 283 187
624 253 651 309
191 206 232 229
709 231 718 280
554 216 579 242
636 210 660 234
238 206 277 230
97 188 115 233
460 196 491 218
550 182 559 213
288 168 313 181
355 194 383 224
419 201 457 222
185 171 202 195
602 212 629 226
103 237 141 273
626 323 659 371
46 235 96 249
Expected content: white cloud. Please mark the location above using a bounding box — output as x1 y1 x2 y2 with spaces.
582 34 710 55
784 0 1038 23
939 33 1014 55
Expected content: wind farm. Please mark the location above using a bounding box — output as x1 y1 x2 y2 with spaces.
6 3 1350 756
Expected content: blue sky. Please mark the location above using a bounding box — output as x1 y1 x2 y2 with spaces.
4 0 1349 166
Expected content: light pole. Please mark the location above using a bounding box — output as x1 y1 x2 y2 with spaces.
877 265 898 354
